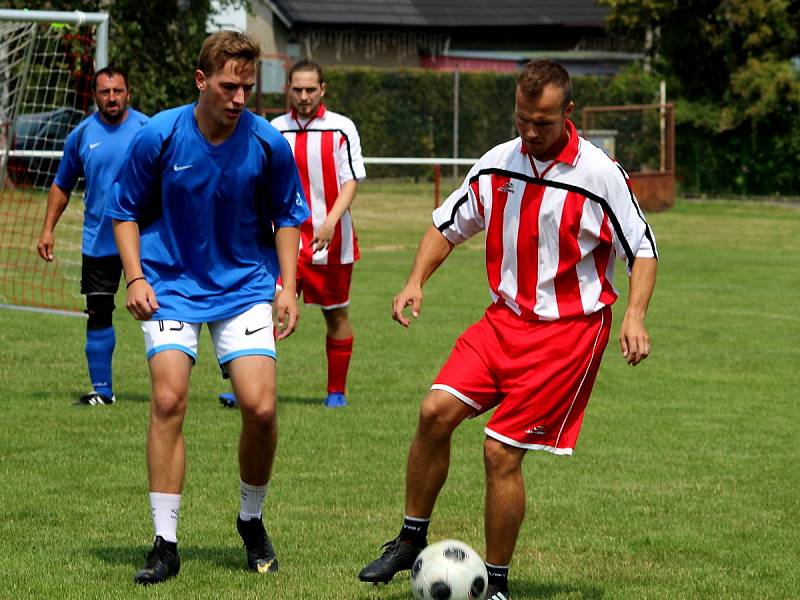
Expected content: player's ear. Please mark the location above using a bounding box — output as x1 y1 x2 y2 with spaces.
195 69 207 92
564 100 575 118
320 81 326 98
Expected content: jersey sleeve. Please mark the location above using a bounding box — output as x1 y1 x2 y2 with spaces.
337 118 366 184
104 123 163 222
53 124 84 191
266 135 311 228
269 114 288 131
602 162 658 271
432 161 485 244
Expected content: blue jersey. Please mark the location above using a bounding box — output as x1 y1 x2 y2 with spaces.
54 109 149 257
105 104 310 322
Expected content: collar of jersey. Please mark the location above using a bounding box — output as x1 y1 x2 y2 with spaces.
189 103 247 152
291 103 327 128
519 119 580 167
91 109 132 133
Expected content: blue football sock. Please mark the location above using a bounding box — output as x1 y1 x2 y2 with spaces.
85 326 115 397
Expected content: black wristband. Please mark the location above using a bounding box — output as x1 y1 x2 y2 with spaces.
125 276 146 289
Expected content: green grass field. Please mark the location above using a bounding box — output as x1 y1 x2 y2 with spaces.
1 182 798 599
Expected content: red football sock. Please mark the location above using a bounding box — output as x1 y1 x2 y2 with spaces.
326 335 353 394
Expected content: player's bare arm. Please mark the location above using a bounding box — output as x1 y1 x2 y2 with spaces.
274 225 302 339
112 219 159 320
311 179 358 252
619 256 657 366
36 183 71 261
393 225 455 327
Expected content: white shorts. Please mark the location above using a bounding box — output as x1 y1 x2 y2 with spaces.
141 303 275 375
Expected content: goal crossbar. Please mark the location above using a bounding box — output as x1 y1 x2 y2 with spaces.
0 9 109 69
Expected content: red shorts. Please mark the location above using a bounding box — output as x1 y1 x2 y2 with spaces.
295 262 353 309
432 303 612 455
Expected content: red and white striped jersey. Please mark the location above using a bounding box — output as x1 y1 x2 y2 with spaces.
433 120 658 321
271 105 366 265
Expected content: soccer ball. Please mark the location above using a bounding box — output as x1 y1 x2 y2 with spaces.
410 539 488 600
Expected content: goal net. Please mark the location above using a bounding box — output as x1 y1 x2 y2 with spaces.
0 11 105 313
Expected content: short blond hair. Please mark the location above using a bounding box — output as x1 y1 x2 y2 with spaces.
197 30 261 77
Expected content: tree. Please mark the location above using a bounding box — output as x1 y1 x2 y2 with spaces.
601 0 800 194
600 0 800 130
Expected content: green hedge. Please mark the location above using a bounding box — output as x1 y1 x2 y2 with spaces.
314 67 661 178
265 66 800 195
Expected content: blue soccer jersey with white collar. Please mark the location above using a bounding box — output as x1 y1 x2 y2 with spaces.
54 109 149 257
105 104 309 322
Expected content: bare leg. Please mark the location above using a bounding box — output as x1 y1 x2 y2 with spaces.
228 355 278 485
147 351 192 493
405 389 474 517
484 438 527 565
322 305 352 340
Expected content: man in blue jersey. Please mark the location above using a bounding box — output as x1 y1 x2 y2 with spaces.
106 31 309 585
37 66 148 406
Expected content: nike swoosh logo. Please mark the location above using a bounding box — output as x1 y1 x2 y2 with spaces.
173 164 193 171
245 325 268 336
89 142 101 149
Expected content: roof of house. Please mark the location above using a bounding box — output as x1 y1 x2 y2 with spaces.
269 0 609 28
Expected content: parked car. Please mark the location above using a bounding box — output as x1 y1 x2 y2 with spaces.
7 107 86 189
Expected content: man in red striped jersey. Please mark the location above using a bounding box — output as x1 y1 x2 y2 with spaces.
219 59 366 409
272 59 366 408
358 60 658 600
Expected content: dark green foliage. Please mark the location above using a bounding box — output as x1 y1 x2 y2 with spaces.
320 60 799 195
318 66 669 182
600 0 800 194
318 66 664 178
11 1 798 194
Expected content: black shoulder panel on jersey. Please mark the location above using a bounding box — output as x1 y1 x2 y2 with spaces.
615 164 658 261
253 134 277 250
136 118 180 232
72 122 88 178
436 192 470 232
466 167 638 266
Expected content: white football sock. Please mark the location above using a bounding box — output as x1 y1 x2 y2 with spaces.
149 492 181 544
239 479 268 521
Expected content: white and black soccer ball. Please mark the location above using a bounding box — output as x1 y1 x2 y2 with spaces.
410 539 488 600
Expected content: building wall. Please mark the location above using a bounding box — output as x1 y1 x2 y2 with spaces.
246 1 284 56
237 6 638 74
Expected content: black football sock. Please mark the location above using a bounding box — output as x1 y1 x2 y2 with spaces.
486 563 509 591
399 515 429 546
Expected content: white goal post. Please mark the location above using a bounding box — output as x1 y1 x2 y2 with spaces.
0 10 108 188
0 10 109 67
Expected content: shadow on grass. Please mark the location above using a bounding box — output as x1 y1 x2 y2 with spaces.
91 543 247 571
115 391 151 404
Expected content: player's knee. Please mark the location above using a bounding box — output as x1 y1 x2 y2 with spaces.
483 438 525 476
85 294 115 330
150 390 188 422
241 401 276 430
418 392 464 436
324 307 350 334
